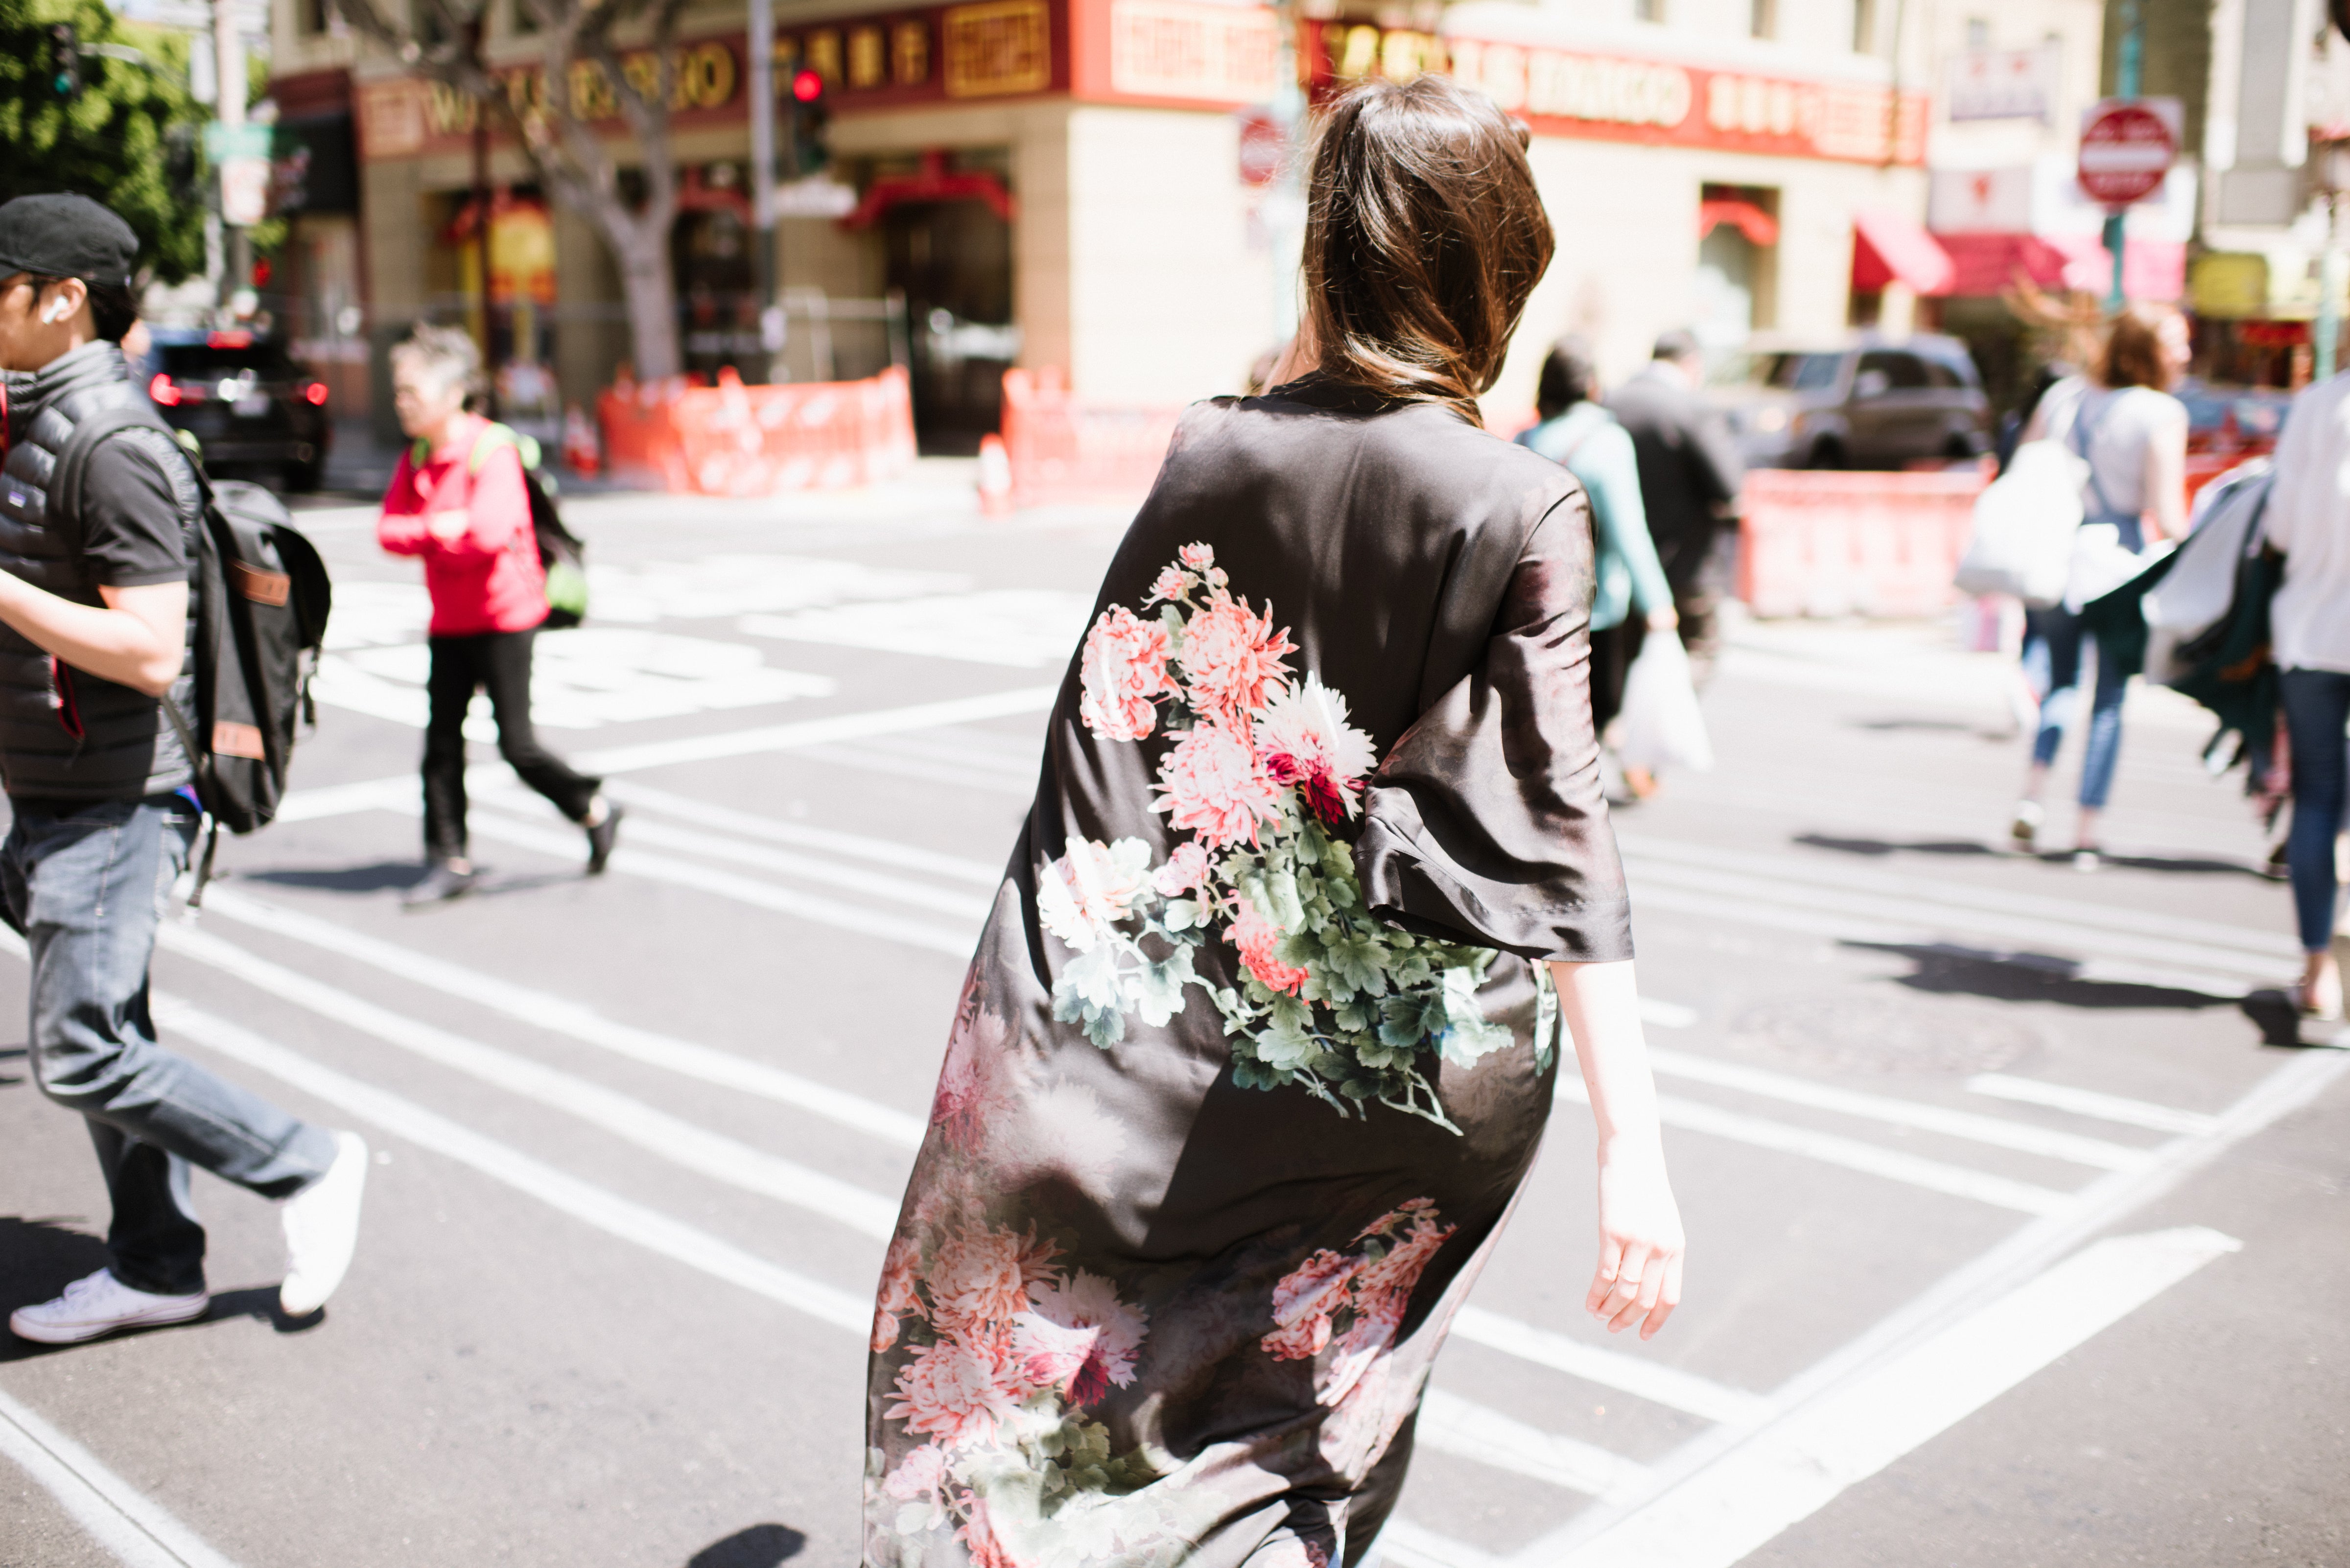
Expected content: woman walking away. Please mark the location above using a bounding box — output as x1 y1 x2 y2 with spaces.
2258 367 2350 1026
2010 304 2190 868
864 77 1684 1568
1517 335 1677 783
378 326 619 905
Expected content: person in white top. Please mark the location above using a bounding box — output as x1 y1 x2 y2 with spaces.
2011 305 2191 866
2257 371 2350 1021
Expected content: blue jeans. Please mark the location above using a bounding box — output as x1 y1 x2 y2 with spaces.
1 796 336 1296
2024 606 2132 811
2280 669 2350 954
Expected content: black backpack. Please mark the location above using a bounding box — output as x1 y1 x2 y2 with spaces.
57 414 332 895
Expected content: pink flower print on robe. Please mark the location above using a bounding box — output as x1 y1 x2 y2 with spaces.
1231 895 1310 998
927 1222 1060 1340
957 1489 1025 1568
1260 1200 1457 1406
887 1332 1025 1450
1152 721 1282 849
1013 1269 1148 1407
1255 673 1378 825
872 1232 926 1353
1178 593 1295 728
1078 605 1173 742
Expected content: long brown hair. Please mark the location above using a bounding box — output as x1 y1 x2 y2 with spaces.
1300 76 1554 426
2096 303 2181 390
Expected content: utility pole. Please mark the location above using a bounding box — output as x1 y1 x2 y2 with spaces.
1267 0 1306 349
214 0 249 316
2104 0 2142 311
749 0 781 379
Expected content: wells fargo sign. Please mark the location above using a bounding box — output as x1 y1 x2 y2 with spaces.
1306 23 1927 165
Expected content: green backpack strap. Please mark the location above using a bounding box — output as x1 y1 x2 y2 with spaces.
466 422 541 476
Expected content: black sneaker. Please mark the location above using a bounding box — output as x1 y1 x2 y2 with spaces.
402 861 477 907
586 801 624 875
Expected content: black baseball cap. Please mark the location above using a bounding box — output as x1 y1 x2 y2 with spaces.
0 194 139 289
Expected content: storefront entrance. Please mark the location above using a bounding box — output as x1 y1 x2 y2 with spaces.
877 164 1016 455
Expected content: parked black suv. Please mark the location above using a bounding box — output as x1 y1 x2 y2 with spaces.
138 329 332 491
1709 333 1991 470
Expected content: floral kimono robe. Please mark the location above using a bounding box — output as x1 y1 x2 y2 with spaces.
865 377 1634 1568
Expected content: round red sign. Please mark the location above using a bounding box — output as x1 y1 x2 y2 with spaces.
2078 102 2176 207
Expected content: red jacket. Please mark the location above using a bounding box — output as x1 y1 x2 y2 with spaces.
378 414 548 637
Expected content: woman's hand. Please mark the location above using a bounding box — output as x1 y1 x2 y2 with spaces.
1586 1138 1685 1339
426 509 471 543
1645 605 1680 633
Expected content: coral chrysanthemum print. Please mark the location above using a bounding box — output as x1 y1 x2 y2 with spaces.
1053 543 1555 1130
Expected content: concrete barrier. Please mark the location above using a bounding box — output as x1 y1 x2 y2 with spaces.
1000 368 1181 508
598 365 917 495
1739 468 1988 619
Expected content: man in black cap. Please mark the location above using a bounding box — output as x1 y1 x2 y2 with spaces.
0 192 368 1344
1607 329 1745 682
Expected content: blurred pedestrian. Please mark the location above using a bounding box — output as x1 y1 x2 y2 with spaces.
864 77 1682 1567
2257 367 2350 1024
378 325 619 905
1607 328 1743 677
2010 305 2190 868
0 194 367 1343
1517 336 1677 785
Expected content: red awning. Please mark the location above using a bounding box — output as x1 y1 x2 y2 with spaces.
1933 231 2186 301
1851 209 1955 296
1699 198 1779 247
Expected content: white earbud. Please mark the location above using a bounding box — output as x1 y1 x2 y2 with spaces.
41 297 69 325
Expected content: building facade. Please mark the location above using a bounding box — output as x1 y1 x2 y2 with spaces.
267 0 1938 445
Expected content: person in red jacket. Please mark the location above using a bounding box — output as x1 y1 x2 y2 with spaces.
379 325 619 904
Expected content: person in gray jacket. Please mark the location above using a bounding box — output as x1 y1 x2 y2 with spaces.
0 194 367 1344
1606 329 1744 673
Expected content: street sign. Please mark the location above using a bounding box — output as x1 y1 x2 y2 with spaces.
2077 97 2180 209
1236 109 1285 187
205 121 276 227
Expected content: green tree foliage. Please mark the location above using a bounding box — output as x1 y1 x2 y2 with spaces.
0 0 209 282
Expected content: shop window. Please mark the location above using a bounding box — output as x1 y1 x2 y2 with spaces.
1695 184 1779 350
512 0 540 34
1749 0 1775 39
296 0 329 36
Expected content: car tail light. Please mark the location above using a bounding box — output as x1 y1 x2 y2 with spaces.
148 373 182 407
302 381 329 406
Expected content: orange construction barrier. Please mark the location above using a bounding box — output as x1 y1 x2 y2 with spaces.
1739 468 1988 619
1000 368 1181 508
597 365 918 495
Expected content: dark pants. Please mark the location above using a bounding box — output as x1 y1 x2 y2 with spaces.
1589 615 1648 736
1 796 335 1295
423 627 600 861
2280 667 2350 954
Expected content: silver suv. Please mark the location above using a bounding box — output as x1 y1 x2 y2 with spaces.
1708 333 1991 470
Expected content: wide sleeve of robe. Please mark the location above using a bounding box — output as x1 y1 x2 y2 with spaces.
1352 488 1634 962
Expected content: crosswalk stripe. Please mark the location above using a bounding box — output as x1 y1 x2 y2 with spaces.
155 923 906 1240
1447 1308 1769 1426
1416 1389 1653 1500
1558 1079 2074 1215
1964 1073 2222 1135
604 779 1006 884
1645 1049 2153 1171
197 886 929 1147
0 1385 242 1568
606 811 998 921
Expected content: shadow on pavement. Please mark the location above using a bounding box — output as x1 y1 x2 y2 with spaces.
688 1524 807 1567
1846 940 2230 1011
0 1042 23 1086
1796 832 2264 880
236 863 577 902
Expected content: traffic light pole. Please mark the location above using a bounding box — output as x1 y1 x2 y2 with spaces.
214 0 250 317
749 0 780 378
2104 0 2141 311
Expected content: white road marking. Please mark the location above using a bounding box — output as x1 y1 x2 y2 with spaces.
792 741 1040 796
1645 1049 2153 1171
1965 1073 2222 1136
1540 1227 2241 1568
1556 1078 2072 1214
0 1385 242 1568
1620 832 2298 965
1448 1307 1770 1426
1372 1519 1499 1568
194 887 928 1147
156 998 876 1335
738 587 1094 668
584 809 997 921
1623 857 2288 984
462 806 979 956
273 685 1060 823
155 923 905 1240
1416 1388 1654 1500
604 779 1006 884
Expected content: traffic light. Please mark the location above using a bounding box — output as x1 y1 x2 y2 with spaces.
47 23 80 101
787 67 829 177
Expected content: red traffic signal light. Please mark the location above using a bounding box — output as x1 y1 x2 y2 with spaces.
791 68 823 102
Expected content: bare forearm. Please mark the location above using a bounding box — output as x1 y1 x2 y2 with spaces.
1550 957 1664 1150
0 577 185 696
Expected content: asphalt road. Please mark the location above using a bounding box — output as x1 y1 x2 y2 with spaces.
2 474 2344 1568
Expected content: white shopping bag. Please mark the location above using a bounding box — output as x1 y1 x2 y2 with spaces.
1616 629 1714 773
1952 439 2086 607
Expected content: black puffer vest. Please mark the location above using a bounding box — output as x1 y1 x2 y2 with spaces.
0 343 199 801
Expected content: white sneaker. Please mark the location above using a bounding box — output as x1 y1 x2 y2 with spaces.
281 1130 369 1317
9 1269 208 1345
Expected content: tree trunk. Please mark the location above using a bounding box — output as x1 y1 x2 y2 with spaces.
616 228 682 382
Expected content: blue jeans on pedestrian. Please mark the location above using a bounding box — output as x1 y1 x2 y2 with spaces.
2280 669 2350 954
2024 606 2132 811
0 796 336 1296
